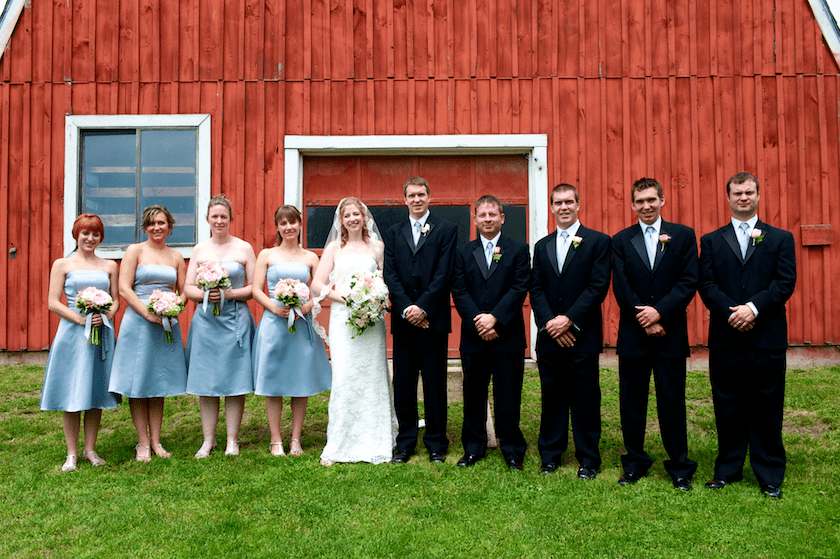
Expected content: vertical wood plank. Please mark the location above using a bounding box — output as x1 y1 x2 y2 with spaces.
222 0 242 80
244 0 264 80
0 85 9 348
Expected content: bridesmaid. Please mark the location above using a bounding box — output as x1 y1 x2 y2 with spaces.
184 195 256 458
252 205 331 456
109 205 188 463
41 214 120 471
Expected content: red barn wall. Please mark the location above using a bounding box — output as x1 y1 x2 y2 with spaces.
0 0 838 350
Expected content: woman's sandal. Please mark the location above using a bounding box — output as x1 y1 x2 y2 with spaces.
83 450 106 467
61 455 78 472
135 444 152 463
269 441 285 456
289 439 303 456
224 439 240 456
194 441 216 459
151 443 171 459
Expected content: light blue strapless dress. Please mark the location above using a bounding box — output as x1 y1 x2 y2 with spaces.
185 261 255 396
109 265 188 398
40 270 121 412
252 262 331 397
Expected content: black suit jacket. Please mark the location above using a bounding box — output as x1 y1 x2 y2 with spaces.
611 221 698 358
384 212 458 334
698 220 796 351
530 226 611 354
451 235 531 353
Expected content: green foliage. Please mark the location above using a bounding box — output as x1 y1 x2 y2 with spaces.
1 364 838 558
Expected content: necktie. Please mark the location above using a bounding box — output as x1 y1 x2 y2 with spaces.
646 226 656 268
739 222 749 258
485 241 493 270
413 221 421 246
557 231 569 271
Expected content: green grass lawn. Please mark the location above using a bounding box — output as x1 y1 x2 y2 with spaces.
1 363 838 558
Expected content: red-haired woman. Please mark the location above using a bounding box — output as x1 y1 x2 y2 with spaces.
41 214 120 472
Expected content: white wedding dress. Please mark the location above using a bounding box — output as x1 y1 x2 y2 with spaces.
320 252 398 464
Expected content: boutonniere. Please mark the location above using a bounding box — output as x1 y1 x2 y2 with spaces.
750 228 764 246
420 224 430 236
571 236 583 248
492 246 502 262
659 234 671 252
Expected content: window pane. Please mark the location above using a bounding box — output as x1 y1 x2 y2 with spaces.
140 130 197 245
81 131 137 246
499 204 527 244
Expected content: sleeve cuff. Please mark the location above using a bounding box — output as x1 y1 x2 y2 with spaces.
746 301 759 318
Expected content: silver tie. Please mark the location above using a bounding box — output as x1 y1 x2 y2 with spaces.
413 221 421 246
739 222 750 258
646 226 656 268
557 231 569 271
485 241 493 270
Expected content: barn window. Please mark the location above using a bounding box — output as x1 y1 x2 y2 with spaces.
64 115 211 259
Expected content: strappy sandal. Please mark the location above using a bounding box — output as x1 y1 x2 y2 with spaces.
135 444 151 463
289 439 303 456
194 441 216 459
83 450 106 466
151 443 171 459
61 455 78 472
269 441 285 456
224 439 240 456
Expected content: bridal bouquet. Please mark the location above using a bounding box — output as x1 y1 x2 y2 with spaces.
146 289 185 343
75 286 113 346
196 262 231 316
274 278 310 333
342 271 390 338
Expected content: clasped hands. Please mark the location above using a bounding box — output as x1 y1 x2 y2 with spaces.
635 305 666 337
546 315 576 347
405 305 429 329
473 313 498 341
727 304 756 332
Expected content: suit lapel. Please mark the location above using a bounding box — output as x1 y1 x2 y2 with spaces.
472 242 490 280
545 232 560 277
630 225 650 270
723 224 743 262
487 236 506 278
743 220 762 264
414 218 434 253
402 221 416 254
560 229 582 276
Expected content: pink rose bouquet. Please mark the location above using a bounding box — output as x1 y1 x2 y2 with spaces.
146 289 186 343
342 271 390 338
196 261 231 316
273 278 311 333
75 286 114 345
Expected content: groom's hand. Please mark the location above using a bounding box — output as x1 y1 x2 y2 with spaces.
405 305 426 326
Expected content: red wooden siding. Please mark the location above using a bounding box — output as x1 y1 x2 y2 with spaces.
0 0 839 350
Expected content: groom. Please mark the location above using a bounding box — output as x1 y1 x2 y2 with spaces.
384 176 458 464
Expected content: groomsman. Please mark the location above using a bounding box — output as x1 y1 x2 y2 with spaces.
530 184 611 478
451 195 530 470
611 178 698 490
698 172 796 498
384 177 458 464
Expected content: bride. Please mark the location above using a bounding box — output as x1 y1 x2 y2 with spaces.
312 197 397 465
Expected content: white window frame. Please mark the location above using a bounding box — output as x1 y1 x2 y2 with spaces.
283 134 549 351
64 114 212 259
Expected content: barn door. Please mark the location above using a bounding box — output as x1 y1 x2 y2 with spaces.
303 154 531 358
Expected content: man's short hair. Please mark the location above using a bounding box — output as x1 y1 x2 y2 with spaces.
475 195 503 214
726 172 760 195
631 177 663 200
551 183 579 203
403 176 430 196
